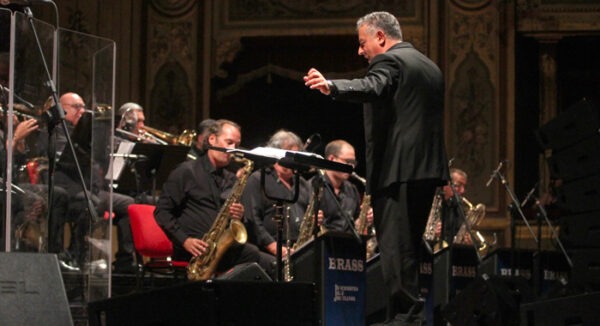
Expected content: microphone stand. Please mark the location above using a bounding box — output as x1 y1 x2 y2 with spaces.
260 168 299 282
23 6 99 255
487 162 538 277
526 190 573 296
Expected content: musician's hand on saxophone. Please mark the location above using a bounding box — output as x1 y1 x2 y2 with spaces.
228 202 244 220
265 242 289 257
183 238 209 257
354 206 373 234
317 210 324 226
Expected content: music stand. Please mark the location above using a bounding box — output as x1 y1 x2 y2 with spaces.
227 147 353 281
106 143 189 203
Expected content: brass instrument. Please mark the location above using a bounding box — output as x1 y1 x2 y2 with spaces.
283 206 293 282
142 125 196 146
423 187 447 253
187 158 253 281
454 197 487 253
292 170 325 252
353 172 377 260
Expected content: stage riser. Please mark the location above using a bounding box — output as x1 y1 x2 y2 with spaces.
88 280 316 325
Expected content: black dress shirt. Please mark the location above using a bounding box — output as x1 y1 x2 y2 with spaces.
154 154 242 255
244 167 311 248
317 175 361 234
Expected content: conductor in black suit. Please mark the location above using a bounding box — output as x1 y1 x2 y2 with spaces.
304 11 449 325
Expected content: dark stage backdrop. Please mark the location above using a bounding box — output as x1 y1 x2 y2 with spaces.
211 35 368 177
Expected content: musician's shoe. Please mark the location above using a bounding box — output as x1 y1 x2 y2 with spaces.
59 258 81 272
112 258 139 274
57 250 81 272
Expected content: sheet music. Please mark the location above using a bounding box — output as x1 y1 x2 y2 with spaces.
105 141 135 182
229 146 324 160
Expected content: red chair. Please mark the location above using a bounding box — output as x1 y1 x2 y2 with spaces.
128 204 188 289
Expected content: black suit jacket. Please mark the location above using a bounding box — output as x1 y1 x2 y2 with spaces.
331 42 449 193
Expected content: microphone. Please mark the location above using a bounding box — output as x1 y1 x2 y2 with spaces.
485 160 507 187
0 85 35 110
303 133 321 152
521 183 538 208
110 153 148 160
351 172 367 186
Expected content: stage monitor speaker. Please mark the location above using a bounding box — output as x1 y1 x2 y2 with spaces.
215 262 272 282
441 274 531 326
557 175 600 213
569 248 600 288
548 135 600 181
0 253 72 326
560 212 600 248
536 98 599 151
521 291 600 325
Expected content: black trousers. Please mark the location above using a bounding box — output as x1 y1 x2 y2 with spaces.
373 179 439 318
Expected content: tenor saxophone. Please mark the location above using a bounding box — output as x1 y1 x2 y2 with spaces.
186 158 253 281
354 173 377 260
292 170 325 252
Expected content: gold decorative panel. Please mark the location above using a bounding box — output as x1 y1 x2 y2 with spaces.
444 0 512 218
145 0 200 133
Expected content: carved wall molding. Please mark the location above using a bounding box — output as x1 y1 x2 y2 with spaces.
517 0 600 34
210 1 430 79
150 0 196 17
444 0 511 221
215 0 423 38
145 0 200 132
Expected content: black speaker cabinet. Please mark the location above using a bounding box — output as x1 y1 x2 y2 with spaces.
536 98 599 151
557 175 600 213
441 274 531 326
0 253 72 326
216 262 272 282
548 135 600 181
560 212 600 248
88 280 316 325
521 291 600 325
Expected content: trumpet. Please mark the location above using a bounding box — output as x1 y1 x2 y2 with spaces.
142 125 196 146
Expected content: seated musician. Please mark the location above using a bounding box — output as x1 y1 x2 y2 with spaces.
244 129 313 258
0 78 71 267
115 102 160 144
187 118 216 160
433 168 479 246
154 119 275 278
315 140 373 235
54 92 137 273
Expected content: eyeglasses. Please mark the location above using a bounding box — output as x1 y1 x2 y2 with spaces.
334 155 357 167
65 103 86 109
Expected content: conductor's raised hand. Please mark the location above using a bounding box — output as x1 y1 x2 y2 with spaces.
303 68 331 95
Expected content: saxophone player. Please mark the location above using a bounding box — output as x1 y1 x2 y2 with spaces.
316 140 374 234
244 129 313 257
435 168 471 245
154 119 275 277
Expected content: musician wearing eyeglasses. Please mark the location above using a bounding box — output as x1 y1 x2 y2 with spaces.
53 92 138 273
316 140 373 234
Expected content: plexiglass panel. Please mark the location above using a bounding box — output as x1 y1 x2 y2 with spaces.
1 8 116 308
